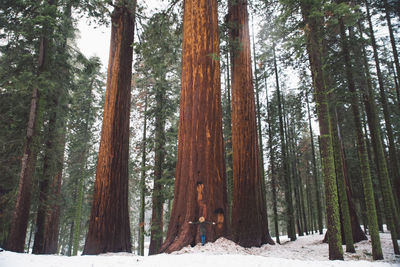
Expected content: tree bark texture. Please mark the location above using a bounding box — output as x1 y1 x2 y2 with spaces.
336 116 367 244
330 105 355 252
160 0 228 253
5 86 40 252
306 92 323 235
300 0 343 260
228 0 274 247
83 3 135 255
356 16 400 254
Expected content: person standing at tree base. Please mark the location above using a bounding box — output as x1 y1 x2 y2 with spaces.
189 217 216 246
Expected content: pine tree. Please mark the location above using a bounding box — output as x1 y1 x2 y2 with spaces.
299 0 343 260
5 0 58 252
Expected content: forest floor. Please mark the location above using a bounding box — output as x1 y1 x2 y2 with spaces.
1 230 399 267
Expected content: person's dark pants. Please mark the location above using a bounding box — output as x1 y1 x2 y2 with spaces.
201 235 206 245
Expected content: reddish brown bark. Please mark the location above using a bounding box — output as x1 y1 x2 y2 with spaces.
160 0 228 253
41 161 63 254
228 0 274 247
5 87 39 253
5 31 49 252
82 2 135 255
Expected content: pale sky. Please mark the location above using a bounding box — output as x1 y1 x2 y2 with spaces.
76 1 169 71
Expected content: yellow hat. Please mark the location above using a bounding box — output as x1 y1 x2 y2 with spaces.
199 216 205 222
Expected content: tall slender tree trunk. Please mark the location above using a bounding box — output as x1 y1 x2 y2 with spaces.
224 51 233 223
337 13 383 259
138 92 148 256
160 0 228 253
330 104 355 252
306 91 323 234
383 0 400 95
72 77 95 256
31 101 54 255
149 82 167 255
389 61 400 112
355 16 400 254
288 123 303 236
266 76 280 244
335 112 368 244
297 157 308 235
227 0 274 247
365 0 400 214
83 1 136 254
300 0 343 260
42 136 65 254
5 87 40 253
272 44 296 241
4 2 54 250
363 117 384 232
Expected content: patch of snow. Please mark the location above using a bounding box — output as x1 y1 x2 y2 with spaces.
1 231 399 267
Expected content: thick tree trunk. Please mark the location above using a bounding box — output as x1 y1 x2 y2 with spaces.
306 92 323 234
160 0 228 253
252 16 267 209
272 44 296 241
300 0 343 260
83 2 136 255
228 0 274 247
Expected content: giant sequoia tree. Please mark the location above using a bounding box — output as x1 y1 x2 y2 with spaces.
228 0 274 247
160 0 228 253
83 0 136 255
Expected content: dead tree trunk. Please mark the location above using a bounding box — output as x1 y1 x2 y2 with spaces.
160 0 228 253
83 2 136 255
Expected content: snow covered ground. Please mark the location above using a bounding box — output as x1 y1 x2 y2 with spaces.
1 231 399 267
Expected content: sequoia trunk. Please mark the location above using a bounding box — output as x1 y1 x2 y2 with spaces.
228 0 274 247
83 2 136 254
160 0 228 253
